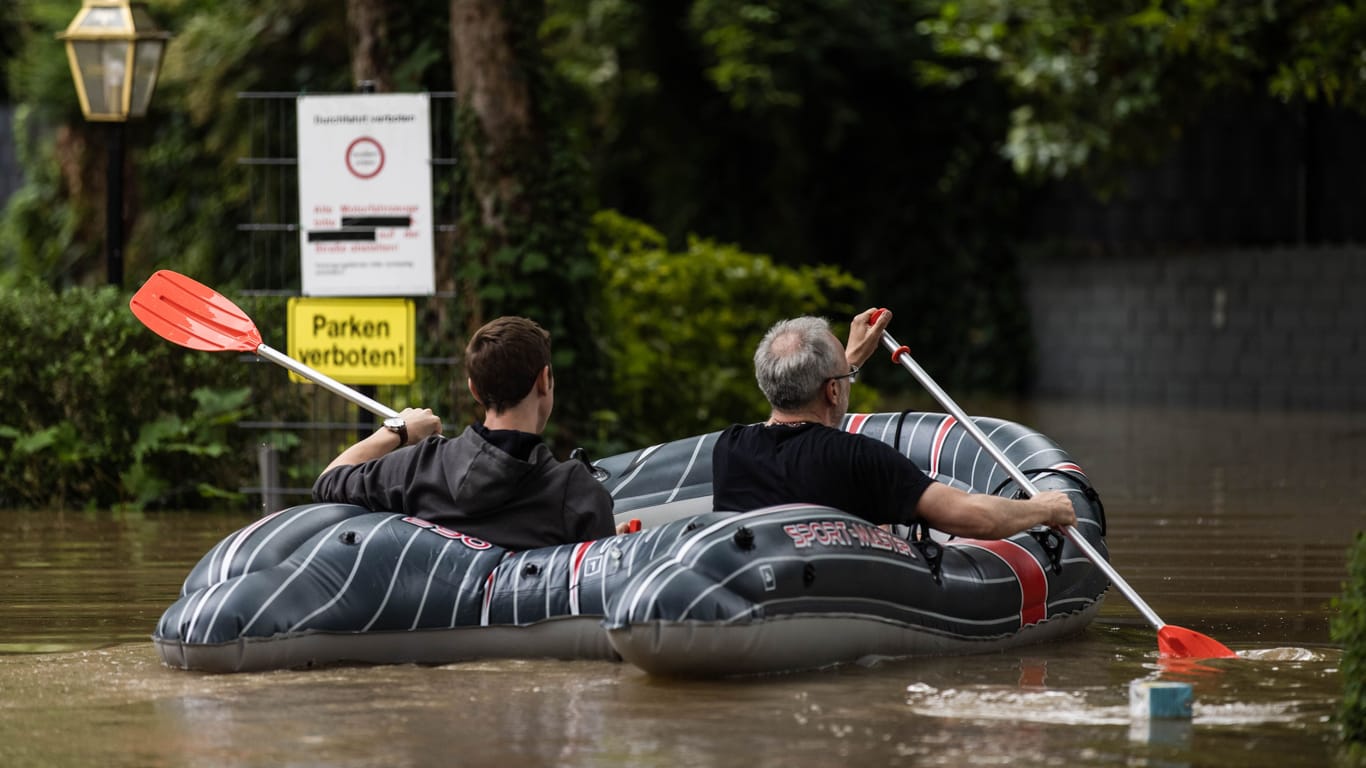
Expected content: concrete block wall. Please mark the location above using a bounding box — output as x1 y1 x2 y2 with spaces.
0 104 20 209
1022 246 1366 410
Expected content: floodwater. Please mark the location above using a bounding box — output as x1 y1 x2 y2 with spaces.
0 403 1359 767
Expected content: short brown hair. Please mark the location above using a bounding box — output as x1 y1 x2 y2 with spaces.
465 316 551 413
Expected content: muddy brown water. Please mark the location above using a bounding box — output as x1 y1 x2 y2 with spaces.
0 403 1358 767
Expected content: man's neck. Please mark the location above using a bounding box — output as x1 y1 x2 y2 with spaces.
483 403 543 434
767 408 833 428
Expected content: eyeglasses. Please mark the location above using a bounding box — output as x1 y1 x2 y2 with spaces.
828 363 860 384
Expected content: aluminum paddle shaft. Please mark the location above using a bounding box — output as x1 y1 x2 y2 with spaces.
254 343 398 419
875 327 1167 631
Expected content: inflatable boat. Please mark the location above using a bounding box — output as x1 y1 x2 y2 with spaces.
152 412 1109 675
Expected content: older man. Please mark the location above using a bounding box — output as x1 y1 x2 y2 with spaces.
711 309 1075 538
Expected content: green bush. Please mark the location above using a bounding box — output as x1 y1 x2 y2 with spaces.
1335 532 1366 759
0 282 306 510
589 210 872 453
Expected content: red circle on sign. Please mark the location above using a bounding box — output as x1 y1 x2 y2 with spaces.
345 137 385 179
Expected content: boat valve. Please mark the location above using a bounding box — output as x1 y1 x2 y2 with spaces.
733 526 756 550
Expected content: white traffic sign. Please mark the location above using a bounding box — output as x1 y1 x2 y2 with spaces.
297 93 435 296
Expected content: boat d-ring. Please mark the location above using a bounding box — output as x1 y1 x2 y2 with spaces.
1028 527 1065 574
907 522 944 584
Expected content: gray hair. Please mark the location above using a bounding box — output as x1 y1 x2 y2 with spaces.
754 316 844 410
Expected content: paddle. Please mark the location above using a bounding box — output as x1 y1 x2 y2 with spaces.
867 309 1237 660
130 270 399 419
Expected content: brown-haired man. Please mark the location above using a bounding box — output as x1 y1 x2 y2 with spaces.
313 316 619 550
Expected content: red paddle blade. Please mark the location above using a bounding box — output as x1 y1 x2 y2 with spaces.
129 270 263 353
1158 625 1238 659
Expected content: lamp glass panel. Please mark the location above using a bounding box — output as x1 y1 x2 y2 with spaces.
101 41 131 116
72 40 129 116
130 6 158 30
128 40 164 116
75 7 127 33
72 40 130 116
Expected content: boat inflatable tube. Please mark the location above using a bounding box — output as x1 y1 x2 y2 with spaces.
599 412 1109 676
154 507 734 672
153 411 1109 675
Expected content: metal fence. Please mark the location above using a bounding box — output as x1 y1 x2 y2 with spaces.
234 91 463 511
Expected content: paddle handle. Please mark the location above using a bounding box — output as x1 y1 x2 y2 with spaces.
255 343 400 420
873 323 1167 631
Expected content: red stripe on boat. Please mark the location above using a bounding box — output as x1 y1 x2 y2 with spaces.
846 413 870 434
1051 461 1086 477
960 538 1048 626
929 416 957 477
480 571 497 626
568 542 591 615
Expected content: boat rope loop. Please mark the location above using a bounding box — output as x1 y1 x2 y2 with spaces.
1083 486 1106 536
907 521 944 584
893 409 912 454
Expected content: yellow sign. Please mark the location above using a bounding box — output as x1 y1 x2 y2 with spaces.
287 298 416 385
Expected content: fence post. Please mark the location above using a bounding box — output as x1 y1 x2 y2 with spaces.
257 442 281 516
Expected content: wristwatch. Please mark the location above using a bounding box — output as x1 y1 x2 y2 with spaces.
382 416 408 447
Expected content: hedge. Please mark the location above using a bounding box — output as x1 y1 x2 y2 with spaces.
1335 532 1366 760
0 281 306 510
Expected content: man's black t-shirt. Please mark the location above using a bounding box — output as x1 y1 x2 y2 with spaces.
711 422 934 525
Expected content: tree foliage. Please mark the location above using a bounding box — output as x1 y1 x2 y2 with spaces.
5 0 1366 464
543 0 1036 393
0 281 307 509
589 210 867 452
919 0 1366 182
1335 532 1366 758
1 0 453 290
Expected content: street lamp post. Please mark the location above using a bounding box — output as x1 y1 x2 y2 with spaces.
58 0 169 288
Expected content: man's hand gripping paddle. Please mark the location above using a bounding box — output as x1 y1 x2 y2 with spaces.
867 308 1236 660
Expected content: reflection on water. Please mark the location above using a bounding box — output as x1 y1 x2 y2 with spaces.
0 508 257 654
0 404 1358 767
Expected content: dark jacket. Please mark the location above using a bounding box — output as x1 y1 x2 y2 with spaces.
312 425 615 550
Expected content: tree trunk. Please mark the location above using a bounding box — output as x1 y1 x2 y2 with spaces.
448 0 606 446
450 0 532 248
346 0 395 91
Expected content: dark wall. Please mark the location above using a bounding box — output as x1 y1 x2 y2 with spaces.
0 104 20 210
1030 98 1366 247
1020 94 1366 411
1023 245 1366 410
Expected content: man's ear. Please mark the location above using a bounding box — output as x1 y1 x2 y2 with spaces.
467 378 482 404
536 365 553 395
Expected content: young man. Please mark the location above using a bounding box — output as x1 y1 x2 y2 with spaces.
313 316 619 550
711 308 1076 538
